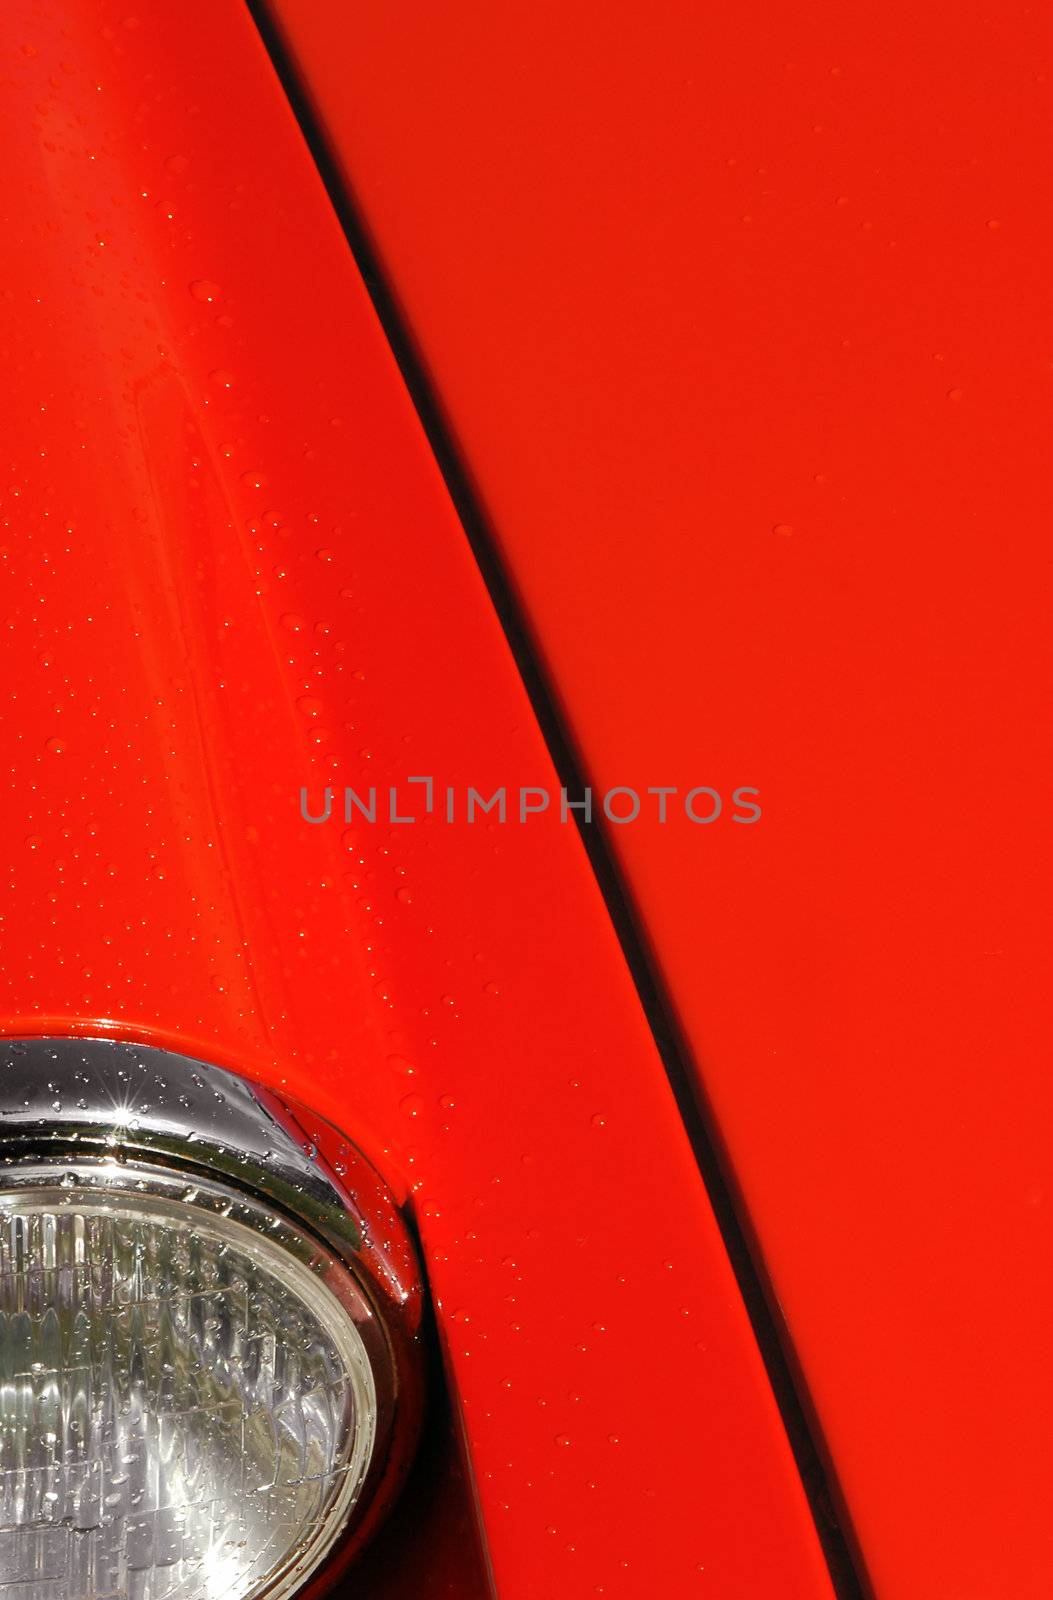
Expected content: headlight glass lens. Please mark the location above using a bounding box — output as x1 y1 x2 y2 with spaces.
0 1169 378 1600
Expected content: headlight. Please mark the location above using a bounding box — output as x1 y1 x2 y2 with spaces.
0 1038 424 1600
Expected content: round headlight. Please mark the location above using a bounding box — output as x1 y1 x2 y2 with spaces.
0 1039 424 1600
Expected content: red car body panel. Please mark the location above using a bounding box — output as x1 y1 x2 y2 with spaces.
259 3 1053 1597
0 4 838 1597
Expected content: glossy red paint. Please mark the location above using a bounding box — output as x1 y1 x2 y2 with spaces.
259 3 1053 1596
0 4 835 1598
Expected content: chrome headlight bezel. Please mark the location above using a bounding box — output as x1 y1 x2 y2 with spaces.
0 1035 425 1599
